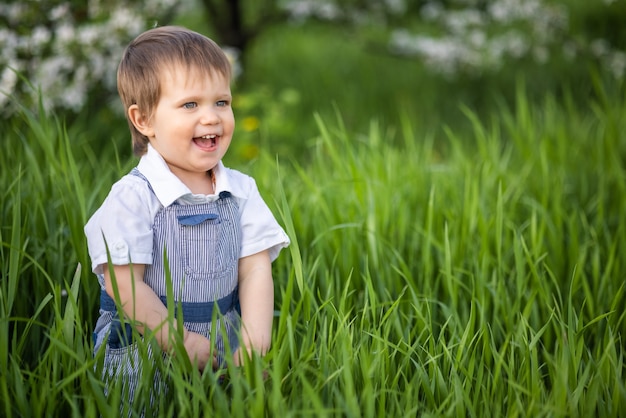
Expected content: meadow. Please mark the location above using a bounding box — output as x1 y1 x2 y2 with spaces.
1 17 626 417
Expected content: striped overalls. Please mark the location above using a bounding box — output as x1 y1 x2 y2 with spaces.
92 169 241 409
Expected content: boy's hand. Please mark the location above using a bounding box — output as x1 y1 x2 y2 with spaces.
232 346 269 380
183 330 218 371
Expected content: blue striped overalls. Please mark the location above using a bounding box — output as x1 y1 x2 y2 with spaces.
92 169 241 411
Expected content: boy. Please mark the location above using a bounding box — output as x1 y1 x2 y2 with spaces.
85 25 289 407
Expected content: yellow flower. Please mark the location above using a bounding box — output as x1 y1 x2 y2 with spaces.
242 116 260 132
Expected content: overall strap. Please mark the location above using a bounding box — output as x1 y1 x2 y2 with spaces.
129 167 155 194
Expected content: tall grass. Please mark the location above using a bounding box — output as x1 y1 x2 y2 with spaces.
1 79 625 416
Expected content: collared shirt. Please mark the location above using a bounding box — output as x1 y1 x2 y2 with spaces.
84 144 290 275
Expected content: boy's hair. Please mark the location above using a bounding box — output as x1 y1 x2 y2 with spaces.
117 26 232 156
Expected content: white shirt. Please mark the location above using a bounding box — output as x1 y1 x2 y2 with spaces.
84 144 290 275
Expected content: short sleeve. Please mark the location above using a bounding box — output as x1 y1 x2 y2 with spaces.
237 176 290 261
84 175 160 274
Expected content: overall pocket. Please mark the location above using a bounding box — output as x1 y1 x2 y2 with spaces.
178 213 238 279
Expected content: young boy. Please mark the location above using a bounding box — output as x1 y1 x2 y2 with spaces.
85 25 289 406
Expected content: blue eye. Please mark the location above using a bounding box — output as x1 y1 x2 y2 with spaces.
183 102 197 109
216 100 229 107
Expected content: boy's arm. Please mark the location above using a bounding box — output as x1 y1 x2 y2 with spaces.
235 249 274 365
104 264 216 370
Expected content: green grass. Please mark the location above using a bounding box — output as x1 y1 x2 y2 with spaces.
1 73 625 416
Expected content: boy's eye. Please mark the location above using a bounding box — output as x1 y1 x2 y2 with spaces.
216 100 229 107
183 102 197 109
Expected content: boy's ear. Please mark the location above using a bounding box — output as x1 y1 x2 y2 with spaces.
128 105 154 137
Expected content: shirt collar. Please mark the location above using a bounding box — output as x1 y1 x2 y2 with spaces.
136 143 238 207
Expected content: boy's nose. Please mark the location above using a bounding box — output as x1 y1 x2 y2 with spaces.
200 107 220 125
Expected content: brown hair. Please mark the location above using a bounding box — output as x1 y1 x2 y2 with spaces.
117 26 232 156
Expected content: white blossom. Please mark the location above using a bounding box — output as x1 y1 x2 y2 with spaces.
390 30 482 77
31 27 52 49
109 7 144 33
61 82 86 111
590 39 610 57
0 0 624 115
468 30 486 49
2 2 25 24
222 46 243 79
0 65 19 107
444 9 484 35
55 23 76 47
488 0 542 23
283 0 342 22
421 2 444 21
390 0 622 80
0 28 19 53
0 0 186 115
49 4 70 21
77 25 103 46
607 51 626 80
384 0 406 14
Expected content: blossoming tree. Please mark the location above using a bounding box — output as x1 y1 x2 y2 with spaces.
1 0 623 116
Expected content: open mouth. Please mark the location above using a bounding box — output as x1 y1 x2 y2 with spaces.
193 134 218 151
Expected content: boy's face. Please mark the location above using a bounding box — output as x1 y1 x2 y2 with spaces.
138 65 234 188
